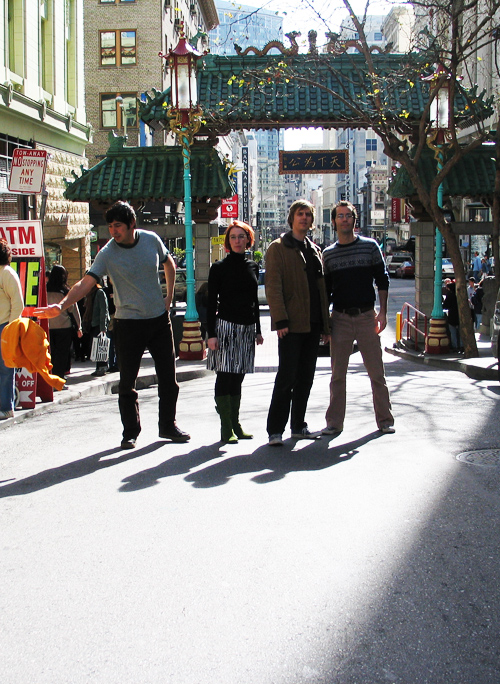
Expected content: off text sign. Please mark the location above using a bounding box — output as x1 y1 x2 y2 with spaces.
8 149 48 193
279 150 349 175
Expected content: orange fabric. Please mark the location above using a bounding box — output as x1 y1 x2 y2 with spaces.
0 317 66 391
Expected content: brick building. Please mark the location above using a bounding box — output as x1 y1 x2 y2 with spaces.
83 0 219 168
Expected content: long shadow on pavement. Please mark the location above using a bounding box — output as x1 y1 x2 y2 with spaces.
185 432 383 488
119 432 383 492
0 442 165 498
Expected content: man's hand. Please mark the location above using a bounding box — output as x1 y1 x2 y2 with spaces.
33 304 62 319
375 311 387 334
321 334 331 345
277 327 289 339
256 334 264 345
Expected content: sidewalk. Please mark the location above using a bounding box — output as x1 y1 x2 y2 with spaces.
1 328 497 429
386 332 499 381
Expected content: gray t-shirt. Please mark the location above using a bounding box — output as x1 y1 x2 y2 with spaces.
89 229 169 320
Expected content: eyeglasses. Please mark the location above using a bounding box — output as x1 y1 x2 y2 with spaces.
336 213 354 219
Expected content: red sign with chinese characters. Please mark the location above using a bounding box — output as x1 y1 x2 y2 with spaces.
221 195 239 218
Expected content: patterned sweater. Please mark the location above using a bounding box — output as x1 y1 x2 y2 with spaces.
323 236 389 310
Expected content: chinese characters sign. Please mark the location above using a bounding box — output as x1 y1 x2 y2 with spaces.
279 150 348 175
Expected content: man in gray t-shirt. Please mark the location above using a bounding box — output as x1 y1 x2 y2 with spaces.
35 201 190 449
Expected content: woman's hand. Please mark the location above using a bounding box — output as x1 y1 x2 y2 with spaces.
256 334 264 345
207 337 218 351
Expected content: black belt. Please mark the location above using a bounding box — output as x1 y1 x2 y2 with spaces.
336 305 374 316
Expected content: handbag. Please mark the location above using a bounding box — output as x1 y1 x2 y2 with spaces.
90 332 110 363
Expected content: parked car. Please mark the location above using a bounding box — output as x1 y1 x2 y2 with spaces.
386 252 413 277
159 267 187 302
442 258 454 278
395 259 415 278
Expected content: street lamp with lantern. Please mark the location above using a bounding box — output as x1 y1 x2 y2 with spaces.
423 64 452 354
160 29 205 360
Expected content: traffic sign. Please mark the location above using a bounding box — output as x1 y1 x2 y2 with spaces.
221 194 239 218
8 149 48 194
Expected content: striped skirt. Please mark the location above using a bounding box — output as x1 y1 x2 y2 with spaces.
207 318 256 374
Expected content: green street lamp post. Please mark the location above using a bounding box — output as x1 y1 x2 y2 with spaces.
423 65 451 354
162 31 206 360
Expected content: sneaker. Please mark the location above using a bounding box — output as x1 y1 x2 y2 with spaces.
268 433 284 446
0 409 14 420
120 438 136 449
291 427 320 440
159 424 191 442
322 426 342 436
380 424 396 434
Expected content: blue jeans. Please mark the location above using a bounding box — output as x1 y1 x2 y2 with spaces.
114 311 179 440
0 321 15 412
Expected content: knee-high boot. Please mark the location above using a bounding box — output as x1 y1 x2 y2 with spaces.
230 394 253 439
215 395 238 443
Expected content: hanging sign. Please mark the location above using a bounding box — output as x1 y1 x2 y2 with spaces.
279 150 349 174
8 149 48 194
221 195 239 218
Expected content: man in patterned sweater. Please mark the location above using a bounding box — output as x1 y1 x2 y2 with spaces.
322 200 395 436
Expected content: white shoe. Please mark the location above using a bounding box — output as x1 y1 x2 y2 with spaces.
0 409 14 420
291 427 320 440
322 426 342 436
380 425 395 434
268 433 284 446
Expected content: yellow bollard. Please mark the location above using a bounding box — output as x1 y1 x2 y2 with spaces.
396 312 402 342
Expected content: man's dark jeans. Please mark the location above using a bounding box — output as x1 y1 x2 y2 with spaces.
266 325 321 436
114 312 179 440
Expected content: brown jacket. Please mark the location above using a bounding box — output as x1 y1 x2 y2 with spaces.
265 231 330 334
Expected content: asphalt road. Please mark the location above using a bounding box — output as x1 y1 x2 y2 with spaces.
1 280 499 684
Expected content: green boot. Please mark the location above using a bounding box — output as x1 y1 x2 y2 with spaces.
215 395 238 444
230 394 253 439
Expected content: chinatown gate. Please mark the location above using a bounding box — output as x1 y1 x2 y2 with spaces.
65 33 496 323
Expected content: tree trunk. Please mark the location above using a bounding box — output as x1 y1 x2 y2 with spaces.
440 221 478 358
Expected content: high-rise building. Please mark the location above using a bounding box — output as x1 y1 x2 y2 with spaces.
210 1 285 241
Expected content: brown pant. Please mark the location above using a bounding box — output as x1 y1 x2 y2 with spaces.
326 309 393 431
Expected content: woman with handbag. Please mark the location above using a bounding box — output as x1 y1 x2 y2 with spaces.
47 264 82 380
83 279 110 377
207 221 263 443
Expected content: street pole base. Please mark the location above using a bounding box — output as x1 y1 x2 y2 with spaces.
425 317 450 354
178 320 206 361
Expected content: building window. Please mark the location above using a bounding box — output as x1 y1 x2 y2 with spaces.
100 93 137 128
100 31 136 66
366 138 377 151
374 32 383 41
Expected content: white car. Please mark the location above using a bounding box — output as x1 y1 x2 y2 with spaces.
258 270 267 305
442 258 454 277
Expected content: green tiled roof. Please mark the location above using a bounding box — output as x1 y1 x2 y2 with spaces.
140 53 490 130
64 135 234 202
388 145 496 199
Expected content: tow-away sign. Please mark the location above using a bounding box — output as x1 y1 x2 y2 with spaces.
8 149 48 194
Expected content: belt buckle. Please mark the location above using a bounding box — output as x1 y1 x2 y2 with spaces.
346 307 361 316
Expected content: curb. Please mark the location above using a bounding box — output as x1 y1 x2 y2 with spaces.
0 366 211 430
385 345 499 382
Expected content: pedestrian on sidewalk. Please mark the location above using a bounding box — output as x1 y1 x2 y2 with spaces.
207 221 263 444
35 200 189 450
46 265 83 380
265 200 330 446
0 239 24 420
322 200 395 436
83 279 110 377
472 252 482 282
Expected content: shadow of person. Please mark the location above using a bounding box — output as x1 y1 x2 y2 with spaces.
184 431 383 489
0 442 165 498
119 441 227 492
